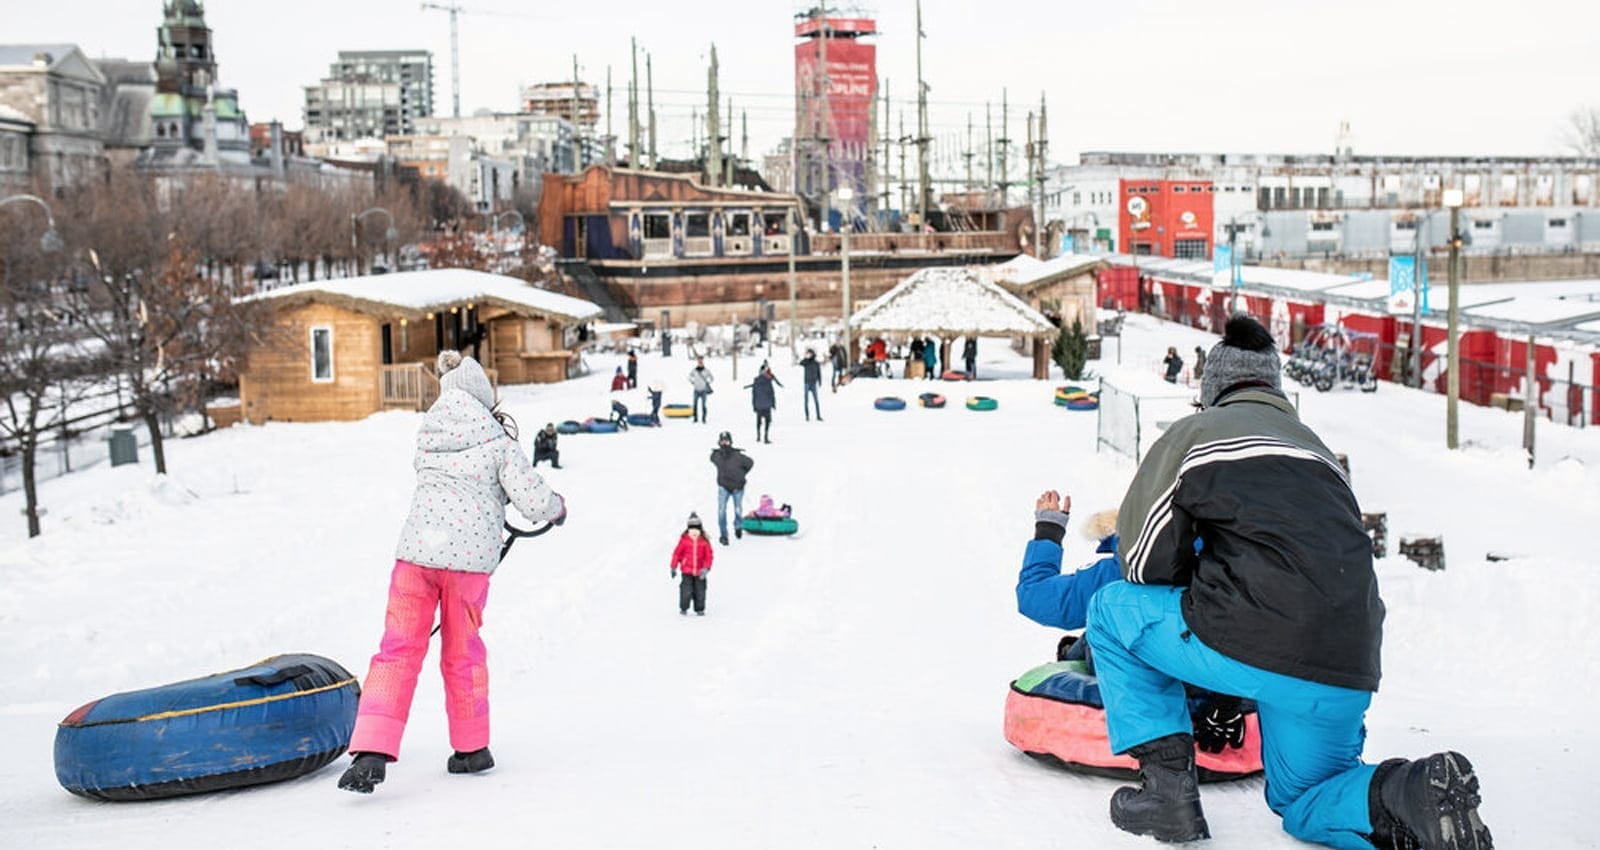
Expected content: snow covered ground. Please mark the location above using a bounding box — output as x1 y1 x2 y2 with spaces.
2 312 1596 849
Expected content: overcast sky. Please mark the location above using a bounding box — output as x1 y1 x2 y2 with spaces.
7 0 1598 165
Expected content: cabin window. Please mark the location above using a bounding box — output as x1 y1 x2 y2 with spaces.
728 212 752 236
685 213 710 237
310 326 334 382
400 322 410 353
643 213 670 239
763 212 789 234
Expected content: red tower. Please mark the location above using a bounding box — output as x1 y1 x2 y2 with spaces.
794 12 878 220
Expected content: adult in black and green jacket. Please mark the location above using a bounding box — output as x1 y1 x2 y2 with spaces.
1084 316 1491 850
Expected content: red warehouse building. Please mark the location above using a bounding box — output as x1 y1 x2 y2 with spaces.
1119 179 1215 260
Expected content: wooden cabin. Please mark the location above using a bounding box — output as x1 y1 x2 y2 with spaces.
238 269 601 424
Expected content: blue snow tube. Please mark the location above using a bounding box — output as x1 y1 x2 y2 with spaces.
874 397 907 411
585 419 620 434
54 653 359 801
626 413 658 427
556 420 583 434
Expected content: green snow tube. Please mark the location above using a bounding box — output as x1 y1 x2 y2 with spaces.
742 516 799 536
966 396 999 411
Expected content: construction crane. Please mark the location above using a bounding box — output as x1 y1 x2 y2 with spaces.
420 2 465 118
420 4 543 119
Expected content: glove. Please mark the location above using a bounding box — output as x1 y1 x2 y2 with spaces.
551 495 568 526
1193 697 1246 754
671 569 678 579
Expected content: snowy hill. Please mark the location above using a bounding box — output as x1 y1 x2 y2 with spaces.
2 314 1595 849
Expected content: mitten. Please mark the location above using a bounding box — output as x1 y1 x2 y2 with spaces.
1193 696 1246 754
671 569 678 579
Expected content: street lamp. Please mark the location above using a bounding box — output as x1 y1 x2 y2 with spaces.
1227 211 1270 315
836 186 854 358
1408 213 1432 388
0 193 63 253
786 206 799 361
1443 188 1464 450
351 206 398 273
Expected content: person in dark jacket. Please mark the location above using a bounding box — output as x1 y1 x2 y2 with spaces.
1085 316 1491 850
744 365 783 444
533 422 561 469
963 336 978 377
647 382 663 425
709 431 753 545
626 350 639 389
800 349 823 422
1192 345 1206 382
828 343 847 391
1162 346 1183 383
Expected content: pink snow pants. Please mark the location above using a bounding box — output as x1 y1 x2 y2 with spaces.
348 560 492 760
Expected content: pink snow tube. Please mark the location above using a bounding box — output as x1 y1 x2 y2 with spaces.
1004 676 1263 782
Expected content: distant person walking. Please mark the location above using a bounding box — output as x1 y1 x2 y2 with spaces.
688 357 714 423
626 350 639 389
963 337 978 378
1162 346 1184 383
922 335 938 380
610 367 628 392
745 364 784 443
829 342 847 391
1193 345 1206 382
647 382 664 425
800 349 824 422
709 431 753 545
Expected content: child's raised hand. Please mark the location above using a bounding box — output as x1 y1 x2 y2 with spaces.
1035 490 1071 514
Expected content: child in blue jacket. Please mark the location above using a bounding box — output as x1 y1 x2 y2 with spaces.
1016 490 1122 632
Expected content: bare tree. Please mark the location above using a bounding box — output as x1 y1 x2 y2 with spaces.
1563 106 1600 156
0 204 102 537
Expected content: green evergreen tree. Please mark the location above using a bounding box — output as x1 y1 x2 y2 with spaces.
1052 317 1089 380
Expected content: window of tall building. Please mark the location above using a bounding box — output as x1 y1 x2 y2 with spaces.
1174 239 1208 259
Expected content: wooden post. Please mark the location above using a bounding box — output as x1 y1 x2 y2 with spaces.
1523 333 1536 468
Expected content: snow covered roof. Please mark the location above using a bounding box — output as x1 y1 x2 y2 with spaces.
248 268 602 323
988 252 1107 290
849 267 1058 337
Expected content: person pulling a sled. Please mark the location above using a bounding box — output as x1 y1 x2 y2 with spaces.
1086 316 1491 849
338 350 568 794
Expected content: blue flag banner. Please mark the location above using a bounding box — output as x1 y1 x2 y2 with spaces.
1214 244 1232 274
1388 256 1417 315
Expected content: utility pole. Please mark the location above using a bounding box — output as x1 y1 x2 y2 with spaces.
647 53 657 169
605 65 614 165
985 102 994 205
880 79 892 219
914 0 929 230
964 113 974 194
1445 197 1462 449
898 110 908 215
787 206 799 360
726 96 735 186
998 89 1010 209
707 44 721 187
628 38 640 169
571 55 582 168
1036 92 1048 256
866 78 878 230
1026 109 1036 251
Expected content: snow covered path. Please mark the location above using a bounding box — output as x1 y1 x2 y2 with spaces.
2 317 1595 848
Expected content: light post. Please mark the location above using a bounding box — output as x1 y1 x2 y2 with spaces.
837 186 854 358
351 207 398 274
1409 213 1431 388
0 194 64 253
786 206 799 361
1443 189 1464 449
1227 211 1269 316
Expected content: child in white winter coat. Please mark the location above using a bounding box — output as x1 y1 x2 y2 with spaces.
339 350 568 793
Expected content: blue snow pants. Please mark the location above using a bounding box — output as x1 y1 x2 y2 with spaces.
1085 583 1379 850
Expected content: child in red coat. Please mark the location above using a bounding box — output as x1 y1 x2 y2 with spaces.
671 512 715 615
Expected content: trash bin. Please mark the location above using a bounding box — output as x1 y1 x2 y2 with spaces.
110 427 138 467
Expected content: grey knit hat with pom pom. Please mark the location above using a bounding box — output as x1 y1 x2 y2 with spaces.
1198 316 1282 408
436 349 497 410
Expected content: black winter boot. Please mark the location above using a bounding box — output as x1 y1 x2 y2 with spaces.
337 752 390 793
447 747 495 774
1109 733 1210 843
1368 753 1492 850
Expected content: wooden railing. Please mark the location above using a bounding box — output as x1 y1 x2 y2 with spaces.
380 361 499 412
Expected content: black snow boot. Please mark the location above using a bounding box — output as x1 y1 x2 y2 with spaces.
1109 733 1210 843
447 747 495 774
337 752 390 794
1368 753 1492 850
